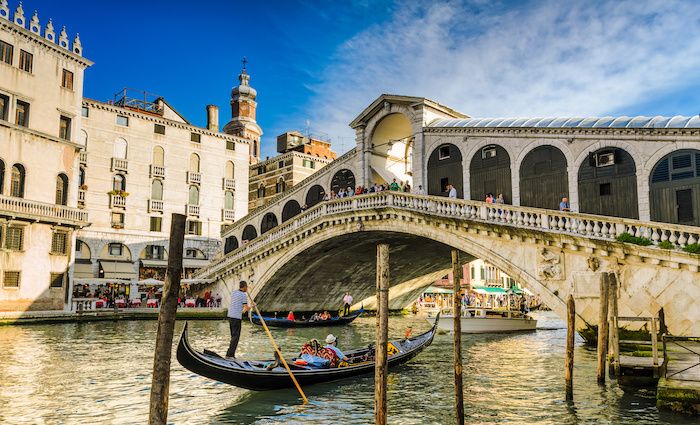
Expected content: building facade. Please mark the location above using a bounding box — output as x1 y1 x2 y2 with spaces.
0 3 91 311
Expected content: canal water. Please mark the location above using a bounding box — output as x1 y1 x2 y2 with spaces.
0 311 694 424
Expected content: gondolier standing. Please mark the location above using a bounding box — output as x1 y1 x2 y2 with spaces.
226 281 252 359
342 291 353 316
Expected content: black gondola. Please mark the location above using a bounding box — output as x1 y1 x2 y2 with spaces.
250 308 364 328
176 314 439 391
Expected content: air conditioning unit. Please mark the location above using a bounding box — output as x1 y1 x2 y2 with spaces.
595 152 615 167
482 146 497 159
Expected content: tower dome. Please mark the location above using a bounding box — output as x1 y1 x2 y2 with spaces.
223 58 263 163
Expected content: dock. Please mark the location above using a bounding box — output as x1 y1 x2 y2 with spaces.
657 337 700 415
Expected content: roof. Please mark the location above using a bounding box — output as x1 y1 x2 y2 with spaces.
350 94 468 129
428 115 700 129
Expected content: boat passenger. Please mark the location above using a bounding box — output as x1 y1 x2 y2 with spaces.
324 334 349 363
287 311 295 321
310 312 321 321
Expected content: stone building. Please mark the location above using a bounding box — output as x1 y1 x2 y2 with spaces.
0 3 91 311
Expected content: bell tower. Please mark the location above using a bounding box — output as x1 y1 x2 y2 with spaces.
223 58 263 163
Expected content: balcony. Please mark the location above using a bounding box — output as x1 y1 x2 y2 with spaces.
110 194 127 209
187 171 201 185
79 152 88 166
0 194 88 227
150 165 165 178
149 199 163 212
186 204 200 217
223 178 236 190
111 157 128 172
78 189 86 208
222 209 236 222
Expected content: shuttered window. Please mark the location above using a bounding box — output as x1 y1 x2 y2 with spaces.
61 69 74 90
3 271 20 288
5 226 23 250
19 50 32 73
0 40 13 64
51 231 68 255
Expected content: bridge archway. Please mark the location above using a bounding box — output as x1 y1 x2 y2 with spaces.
578 147 638 218
305 185 326 207
260 212 279 234
224 236 239 254
649 149 700 226
469 144 511 203
370 113 413 185
242 225 257 242
519 145 568 210
330 169 356 194
427 143 463 197
282 200 302 222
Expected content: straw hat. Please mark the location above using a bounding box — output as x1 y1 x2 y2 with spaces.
325 334 337 344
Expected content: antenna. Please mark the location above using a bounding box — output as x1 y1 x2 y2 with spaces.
305 120 311 138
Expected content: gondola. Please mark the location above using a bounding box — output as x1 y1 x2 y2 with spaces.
250 308 364 328
176 313 439 391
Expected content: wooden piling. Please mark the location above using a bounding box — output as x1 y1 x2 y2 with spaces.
148 213 186 425
608 273 620 376
596 272 610 384
375 243 390 425
451 249 464 425
565 295 575 401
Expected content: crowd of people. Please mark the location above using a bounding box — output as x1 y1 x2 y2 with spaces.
309 178 421 205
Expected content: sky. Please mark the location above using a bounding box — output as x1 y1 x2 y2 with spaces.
27 0 700 158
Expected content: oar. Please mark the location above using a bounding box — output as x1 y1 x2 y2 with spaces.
245 292 309 404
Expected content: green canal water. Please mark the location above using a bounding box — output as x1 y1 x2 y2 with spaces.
0 311 694 424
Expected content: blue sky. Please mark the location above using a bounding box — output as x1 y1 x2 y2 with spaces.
28 0 700 157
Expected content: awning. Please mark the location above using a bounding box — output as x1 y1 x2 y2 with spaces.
140 259 168 268
181 278 215 285
471 286 507 295
138 278 164 286
423 286 453 294
99 261 137 280
183 259 210 269
73 262 94 279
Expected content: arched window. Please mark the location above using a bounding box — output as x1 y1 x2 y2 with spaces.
81 130 88 150
225 161 235 179
55 173 68 205
188 185 199 205
189 153 200 172
153 146 165 167
113 174 126 191
151 180 163 200
275 177 286 193
10 164 25 198
113 138 128 159
257 183 265 199
224 191 234 209
0 159 5 194
79 167 86 187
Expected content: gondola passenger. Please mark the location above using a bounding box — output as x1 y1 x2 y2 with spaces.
324 334 349 363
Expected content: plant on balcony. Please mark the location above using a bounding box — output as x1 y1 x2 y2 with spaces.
112 224 124 229
682 243 700 254
616 232 652 246
80 184 88 190
107 190 130 197
657 240 675 250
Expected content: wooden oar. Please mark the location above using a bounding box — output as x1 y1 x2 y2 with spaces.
245 292 309 404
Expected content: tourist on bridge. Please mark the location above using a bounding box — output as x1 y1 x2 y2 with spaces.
324 334 349 363
559 197 570 212
390 179 400 191
226 281 253 359
485 193 494 203
416 185 425 195
447 184 457 198
496 193 505 204
343 291 353 315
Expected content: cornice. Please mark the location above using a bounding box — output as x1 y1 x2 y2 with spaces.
0 20 93 68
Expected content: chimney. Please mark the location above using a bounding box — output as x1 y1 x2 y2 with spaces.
206 105 219 132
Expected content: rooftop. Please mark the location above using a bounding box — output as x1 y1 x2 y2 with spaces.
429 115 700 129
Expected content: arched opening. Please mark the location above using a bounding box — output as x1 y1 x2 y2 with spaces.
260 212 279 234
305 184 325 207
55 173 68 205
152 146 165 167
331 169 356 194
113 174 126 191
113 138 128 159
370 113 413 185
256 183 265 199
578 148 638 219
184 248 206 259
519 146 568 210
80 130 88 150
470 145 511 203
140 244 167 260
188 185 199 205
75 239 91 260
224 191 234 210
224 236 239 254
0 159 4 194
189 153 200 172
242 224 258 242
650 149 700 226
99 243 132 261
282 200 302 222
10 164 25 197
225 161 235 179
275 177 286 194
427 144 462 197
151 180 163 200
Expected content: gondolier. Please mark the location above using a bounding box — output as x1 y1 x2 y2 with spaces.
342 292 353 315
226 281 253 359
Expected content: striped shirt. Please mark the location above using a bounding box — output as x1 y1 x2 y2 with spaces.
227 289 248 319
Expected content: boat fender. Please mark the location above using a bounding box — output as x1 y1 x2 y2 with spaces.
294 359 308 366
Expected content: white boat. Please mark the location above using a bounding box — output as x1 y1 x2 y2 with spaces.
427 308 537 333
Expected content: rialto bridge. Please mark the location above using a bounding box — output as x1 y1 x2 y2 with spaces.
197 94 700 335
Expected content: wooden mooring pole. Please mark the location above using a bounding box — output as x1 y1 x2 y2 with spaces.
375 243 390 425
596 272 610 384
565 295 575 401
451 249 464 425
148 213 186 425
608 273 620 376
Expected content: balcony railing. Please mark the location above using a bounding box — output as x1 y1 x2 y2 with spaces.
111 157 128 172
110 194 127 208
78 189 86 208
79 152 88 165
149 199 163 212
186 204 200 217
0 194 88 227
150 165 165 178
222 209 236 222
223 178 236 190
187 171 202 185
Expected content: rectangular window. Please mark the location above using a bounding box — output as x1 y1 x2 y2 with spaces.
439 145 451 160
5 225 24 250
51 231 68 255
50 272 65 288
303 159 315 169
599 183 611 196
59 115 71 140
111 212 124 227
108 243 123 256
226 140 235 150
190 132 201 143
278 161 284 169
150 216 162 232
0 93 8 121
19 50 32 73
116 115 129 126
3 271 20 288
145 245 164 260
186 220 202 236
154 124 165 135
61 69 74 90
257 165 266 175
0 40 13 65
81 106 89 117
15 100 29 127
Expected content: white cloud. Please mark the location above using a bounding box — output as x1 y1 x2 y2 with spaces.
303 0 700 153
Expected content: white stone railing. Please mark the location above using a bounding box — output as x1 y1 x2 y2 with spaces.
149 199 163 212
186 204 200 217
111 157 128 172
197 192 700 280
223 178 236 191
222 209 236 221
187 171 201 185
150 165 165 178
0 194 89 226
110 194 127 208
78 189 86 204
79 152 88 165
